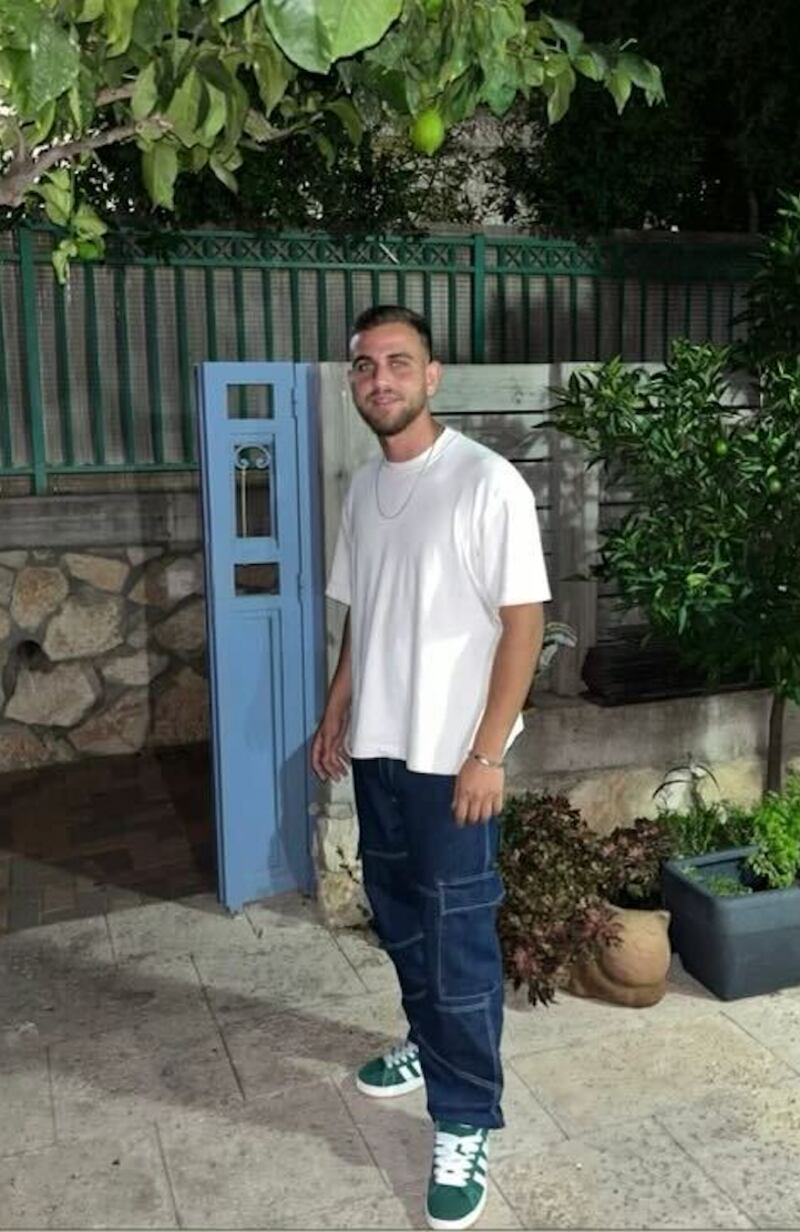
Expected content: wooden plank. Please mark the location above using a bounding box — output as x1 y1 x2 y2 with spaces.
432 362 601 413
438 413 552 461
549 432 600 696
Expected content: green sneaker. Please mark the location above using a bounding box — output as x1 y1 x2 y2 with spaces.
426 1121 489 1231
355 1040 425 1098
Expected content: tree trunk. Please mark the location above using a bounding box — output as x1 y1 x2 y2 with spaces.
766 691 786 795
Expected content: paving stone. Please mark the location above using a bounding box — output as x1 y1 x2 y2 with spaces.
509 1014 796 1135
156 1080 387 1228
502 984 650 1059
722 989 800 1073
332 925 399 993
107 898 259 960
196 927 367 1022
659 1081 800 1228
0 1041 54 1157
0 1127 177 1229
494 1116 752 1230
219 989 406 1099
50 1013 241 1141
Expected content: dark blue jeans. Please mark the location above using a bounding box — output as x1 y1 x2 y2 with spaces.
352 757 505 1129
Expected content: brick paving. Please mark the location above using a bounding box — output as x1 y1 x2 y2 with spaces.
0 744 215 934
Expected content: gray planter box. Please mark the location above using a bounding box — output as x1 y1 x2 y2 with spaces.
662 846 800 1000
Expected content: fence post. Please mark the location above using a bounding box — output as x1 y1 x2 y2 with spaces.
16 227 48 494
472 233 486 362
550 432 599 696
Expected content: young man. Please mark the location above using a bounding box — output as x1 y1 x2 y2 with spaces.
311 305 550 1231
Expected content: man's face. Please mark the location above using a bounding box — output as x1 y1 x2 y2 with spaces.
348 322 441 437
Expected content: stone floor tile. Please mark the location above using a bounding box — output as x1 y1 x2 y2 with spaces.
0 1127 177 1229
0 938 206 1047
722 990 800 1073
492 1117 752 1230
220 990 406 1099
502 985 649 1058
50 1012 241 1141
0 1042 54 1157
197 929 367 1022
244 891 323 936
107 897 257 959
280 1191 416 1229
156 1079 387 1228
659 1081 800 1227
332 926 399 993
509 1015 795 1135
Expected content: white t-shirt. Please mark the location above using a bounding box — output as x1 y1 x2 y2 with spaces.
326 427 551 774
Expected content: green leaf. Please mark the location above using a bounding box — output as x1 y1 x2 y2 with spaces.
0 0 81 116
142 141 179 208
573 50 604 82
209 152 239 192
542 13 583 58
607 68 633 114
198 81 228 143
325 97 363 144
75 0 104 20
618 51 663 98
165 68 203 145
312 130 336 168
253 39 292 115
261 0 402 75
52 238 78 285
72 202 108 240
218 0 255 18
546 66 575 124
29 169 73 226
131 61 159 120
243 108 275 142
104 0 141 57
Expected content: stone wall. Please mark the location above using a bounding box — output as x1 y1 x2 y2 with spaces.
0 492 208 773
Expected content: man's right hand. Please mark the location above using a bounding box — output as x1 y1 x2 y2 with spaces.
310 705 351 782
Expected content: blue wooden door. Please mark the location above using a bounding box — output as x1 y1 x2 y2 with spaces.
196 362 322 910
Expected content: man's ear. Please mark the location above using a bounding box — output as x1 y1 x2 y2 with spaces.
426 359 443 397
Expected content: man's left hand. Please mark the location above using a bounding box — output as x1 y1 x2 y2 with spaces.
452 758 505 825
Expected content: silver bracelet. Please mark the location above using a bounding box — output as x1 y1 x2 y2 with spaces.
469 749 506 769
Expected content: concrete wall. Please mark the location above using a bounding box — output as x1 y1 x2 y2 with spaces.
0 492 208 773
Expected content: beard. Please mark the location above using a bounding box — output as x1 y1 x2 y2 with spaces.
353 389 428 438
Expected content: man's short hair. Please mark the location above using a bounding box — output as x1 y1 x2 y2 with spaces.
350 305 433 360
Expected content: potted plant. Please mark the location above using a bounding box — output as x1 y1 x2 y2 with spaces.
548 218 800 791
498 791 672 1007
659 771 800 999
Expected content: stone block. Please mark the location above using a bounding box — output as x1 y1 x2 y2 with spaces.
64 552 130 593
0 723 51 772
314 811 359 873
152 598 206 657
126 546 163 567
101 650 169 687
70 689 151 755
0 564 14 605
43 592 125 661
316 871 370 930
11 566 68 631
0 550 28 568
0 608 10 641
5 663 99 727
149 667 208 745
129 555 203 608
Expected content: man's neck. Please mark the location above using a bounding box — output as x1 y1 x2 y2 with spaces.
380 413 443 463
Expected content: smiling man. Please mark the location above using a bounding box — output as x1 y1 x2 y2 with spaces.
311 305 550 1231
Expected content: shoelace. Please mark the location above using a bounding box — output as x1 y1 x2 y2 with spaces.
432 1127 486 1188
384 1041 419 1070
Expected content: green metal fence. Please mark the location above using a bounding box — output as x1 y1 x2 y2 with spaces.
0 224 758 494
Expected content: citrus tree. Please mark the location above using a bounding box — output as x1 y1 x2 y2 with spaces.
0 0 662 276
549 339 800 794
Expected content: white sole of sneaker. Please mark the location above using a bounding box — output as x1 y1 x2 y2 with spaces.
425 1184 488 1231
355 1073 425 1098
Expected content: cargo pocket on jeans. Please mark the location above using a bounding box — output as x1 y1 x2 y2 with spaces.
437 870 504 1002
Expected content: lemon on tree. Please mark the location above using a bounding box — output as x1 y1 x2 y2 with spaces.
410 108 446 156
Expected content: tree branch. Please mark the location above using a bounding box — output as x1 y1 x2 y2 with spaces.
0 120 167 208
96 84 136 107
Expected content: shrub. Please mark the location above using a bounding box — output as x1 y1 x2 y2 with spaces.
498 793 671 1006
